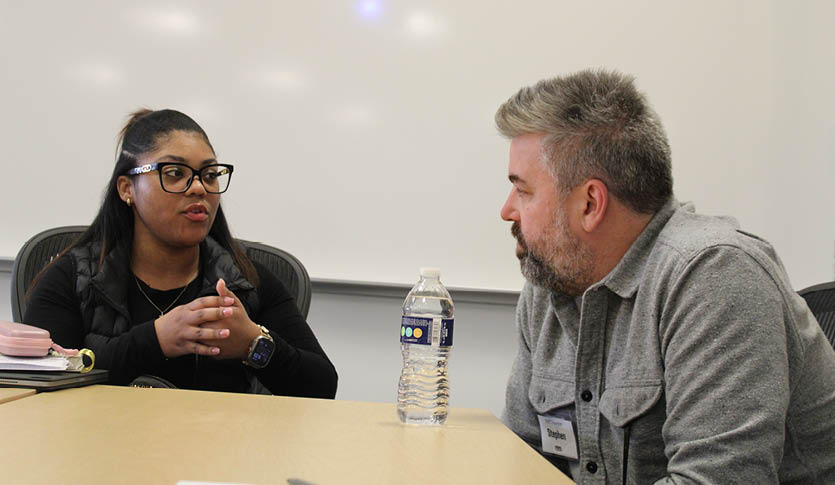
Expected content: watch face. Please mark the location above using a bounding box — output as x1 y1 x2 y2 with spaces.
249 337 275 368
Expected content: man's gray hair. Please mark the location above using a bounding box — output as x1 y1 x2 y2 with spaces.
495 69 673 214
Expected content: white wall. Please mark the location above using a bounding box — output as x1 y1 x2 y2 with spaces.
1 1 833 291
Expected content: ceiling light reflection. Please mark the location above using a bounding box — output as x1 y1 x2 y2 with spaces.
136 6 200 35
68 63 123 86
405 11 446 38
250 68 306 91
356 0 382 20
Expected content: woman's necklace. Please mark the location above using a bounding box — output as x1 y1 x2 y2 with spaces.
134 276 191 317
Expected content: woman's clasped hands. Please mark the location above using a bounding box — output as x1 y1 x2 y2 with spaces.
154 278 261 360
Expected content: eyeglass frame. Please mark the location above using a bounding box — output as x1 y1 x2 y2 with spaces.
125 162 235 194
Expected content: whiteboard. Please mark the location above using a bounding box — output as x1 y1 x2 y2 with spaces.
1 1 833 291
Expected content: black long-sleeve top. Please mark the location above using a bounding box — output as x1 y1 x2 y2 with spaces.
24 255 337 398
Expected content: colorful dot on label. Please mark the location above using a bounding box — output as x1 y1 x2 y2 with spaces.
413 328 423 338
401 327 405 336
406 327 413 337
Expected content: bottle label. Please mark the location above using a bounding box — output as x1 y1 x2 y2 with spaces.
400 316 454 347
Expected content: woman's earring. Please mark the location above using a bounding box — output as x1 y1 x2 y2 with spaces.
126 197 132 207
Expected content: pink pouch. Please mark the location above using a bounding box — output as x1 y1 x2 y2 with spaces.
0 321 54 357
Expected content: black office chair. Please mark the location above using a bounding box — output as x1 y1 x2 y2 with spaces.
798 281 835 349
11 226 86 323
239 239 311 318
11 226 311 322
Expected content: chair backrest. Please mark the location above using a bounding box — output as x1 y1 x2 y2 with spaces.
11 226 86 322
11 226 311 322
799 281 835 349
238 239 312 318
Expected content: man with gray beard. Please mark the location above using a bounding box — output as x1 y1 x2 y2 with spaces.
496 69 835 484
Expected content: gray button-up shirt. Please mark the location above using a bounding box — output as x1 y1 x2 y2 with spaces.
503 200 835 484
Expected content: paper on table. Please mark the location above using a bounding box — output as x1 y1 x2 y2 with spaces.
0 354 69 371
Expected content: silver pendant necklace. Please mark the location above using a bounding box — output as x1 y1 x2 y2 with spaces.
134 276 191 317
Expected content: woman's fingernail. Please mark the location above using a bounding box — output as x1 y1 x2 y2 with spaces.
220 329 230 337
224 297 234 305
212 347 220 354
223 308 232 316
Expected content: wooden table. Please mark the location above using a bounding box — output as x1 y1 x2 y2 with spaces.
0 387 35 404
0 385 572 484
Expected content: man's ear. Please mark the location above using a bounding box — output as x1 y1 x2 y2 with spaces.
116 176 134 205
578 178 608 233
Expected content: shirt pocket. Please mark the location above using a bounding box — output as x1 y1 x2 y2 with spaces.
598 382 663 427
529 374 575 414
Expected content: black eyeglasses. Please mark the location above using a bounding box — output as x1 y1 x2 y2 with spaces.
126 162 234 194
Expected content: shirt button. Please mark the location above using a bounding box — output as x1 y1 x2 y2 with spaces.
586 461 598 474
581 390 593 402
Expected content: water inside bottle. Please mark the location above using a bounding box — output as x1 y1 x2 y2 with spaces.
398 293 454 425
397 344 451 425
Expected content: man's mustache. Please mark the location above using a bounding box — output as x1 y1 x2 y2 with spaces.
511 222 527 250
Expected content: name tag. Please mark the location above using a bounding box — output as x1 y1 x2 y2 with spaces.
538 414 579 461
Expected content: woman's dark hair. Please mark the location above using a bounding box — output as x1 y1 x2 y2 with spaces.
34 108 258 292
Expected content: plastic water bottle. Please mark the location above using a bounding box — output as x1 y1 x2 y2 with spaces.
397 267 454 425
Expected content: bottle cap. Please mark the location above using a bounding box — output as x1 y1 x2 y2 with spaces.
420 267 441 278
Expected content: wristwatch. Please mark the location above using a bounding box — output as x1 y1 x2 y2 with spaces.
243 325 276 369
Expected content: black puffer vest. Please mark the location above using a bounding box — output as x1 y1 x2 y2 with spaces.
70 237 259 372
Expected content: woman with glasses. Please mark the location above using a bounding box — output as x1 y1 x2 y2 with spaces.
23 109 338 397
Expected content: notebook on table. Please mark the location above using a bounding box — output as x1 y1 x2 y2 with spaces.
0 369 108 391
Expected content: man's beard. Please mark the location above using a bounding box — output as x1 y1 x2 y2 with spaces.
511 212 593 296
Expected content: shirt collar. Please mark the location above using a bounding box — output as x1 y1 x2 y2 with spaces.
593 198 684 299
